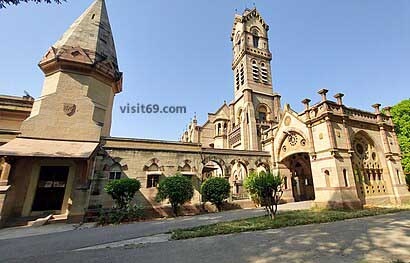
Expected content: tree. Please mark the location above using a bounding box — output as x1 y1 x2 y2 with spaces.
104 178 141 209
201 177 231 211
406 174 410 192
389 99 410 175
0 0 65 8
244 171 283 219
156 174 194 216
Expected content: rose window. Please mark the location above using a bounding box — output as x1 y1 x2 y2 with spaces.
288 133 298 146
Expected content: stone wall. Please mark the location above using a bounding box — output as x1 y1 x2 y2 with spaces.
88 137 271 216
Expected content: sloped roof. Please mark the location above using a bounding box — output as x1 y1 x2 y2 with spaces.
0 138 98 158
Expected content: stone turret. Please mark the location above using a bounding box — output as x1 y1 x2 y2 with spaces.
20 0 122 142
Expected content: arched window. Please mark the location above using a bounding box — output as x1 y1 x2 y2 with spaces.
146 163 161 188
324 170 330 187
258 105 267 122
252 29 259 48
217 123 222 135
260 62 268 83
237 109 242 124
235 32 241 48
252 60 259 81
109 164 122 180
240 64 245 85
343 169 349 187
235 69 240 90
284 176 288 189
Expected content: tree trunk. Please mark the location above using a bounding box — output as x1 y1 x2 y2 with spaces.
172 203 178 216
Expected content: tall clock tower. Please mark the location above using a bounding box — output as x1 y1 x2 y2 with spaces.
229 8 281 150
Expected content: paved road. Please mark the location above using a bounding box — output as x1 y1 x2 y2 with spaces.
4 211 408 263
0 206 270 261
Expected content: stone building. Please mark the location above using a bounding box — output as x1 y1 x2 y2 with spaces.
0 0 408 225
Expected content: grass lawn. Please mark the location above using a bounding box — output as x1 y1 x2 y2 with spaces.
171 206 410 240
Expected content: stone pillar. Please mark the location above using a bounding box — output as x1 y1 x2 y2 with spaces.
0 161 11 184
272 94 282 123
243 89 258 150
0 158 12 226
383 106 400 147
325 116 337 152
333 93 344 106
301 98 311 112
318 89 329 102
342 118 353 152
335 94 353 153
302 99 317 158
373 104 392 154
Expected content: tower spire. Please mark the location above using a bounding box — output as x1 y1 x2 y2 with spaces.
39 0 122 92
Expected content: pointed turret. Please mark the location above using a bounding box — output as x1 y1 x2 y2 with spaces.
20 0 122 141
39 0 122 93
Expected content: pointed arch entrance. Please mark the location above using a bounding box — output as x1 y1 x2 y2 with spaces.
282 153 315 202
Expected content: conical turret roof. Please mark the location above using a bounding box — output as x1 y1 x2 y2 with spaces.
39 0 122 92
53 0 117 66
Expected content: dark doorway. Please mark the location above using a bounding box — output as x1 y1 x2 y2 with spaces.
32 166 69 212
283 153 315 202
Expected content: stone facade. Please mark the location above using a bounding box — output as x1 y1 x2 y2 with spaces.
0 1 408 226
0 94 33 145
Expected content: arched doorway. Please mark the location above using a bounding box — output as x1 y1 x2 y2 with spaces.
231 161 248 199
282 153 315 202
202 160 223 180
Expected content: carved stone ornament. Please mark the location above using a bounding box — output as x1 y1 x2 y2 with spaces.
284 116 291 126
63 103 76 117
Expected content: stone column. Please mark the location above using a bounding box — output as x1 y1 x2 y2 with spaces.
325 116 337 152
0 159 11 185
318 89 329 102
333 93 344 106
243 89 258 150
373 104 392 154
302 98 316 158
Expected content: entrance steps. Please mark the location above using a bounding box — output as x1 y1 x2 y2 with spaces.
3 214 67 228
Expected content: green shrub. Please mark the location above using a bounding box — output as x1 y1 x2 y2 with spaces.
406 174 410 191
201 177 230 211
156 174 194 216
244 171 283 219
104 178 141 209
98 205 144 225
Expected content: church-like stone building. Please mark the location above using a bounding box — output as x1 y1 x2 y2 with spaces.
0 0 408 225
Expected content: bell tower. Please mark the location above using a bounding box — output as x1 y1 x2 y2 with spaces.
20 0 122 142
229 8 281 151
231 8 273 98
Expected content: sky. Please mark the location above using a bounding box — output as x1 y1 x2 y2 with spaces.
0 0 409 141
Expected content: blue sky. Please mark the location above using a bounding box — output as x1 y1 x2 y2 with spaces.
0 0 409 140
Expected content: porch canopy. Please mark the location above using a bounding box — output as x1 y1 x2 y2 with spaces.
0 138 99 159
